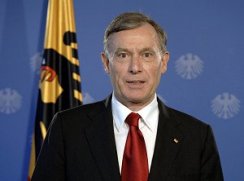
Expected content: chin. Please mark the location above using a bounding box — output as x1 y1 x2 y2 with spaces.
125 95 147 103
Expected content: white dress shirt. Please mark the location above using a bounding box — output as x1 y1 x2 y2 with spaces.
112 94 159 172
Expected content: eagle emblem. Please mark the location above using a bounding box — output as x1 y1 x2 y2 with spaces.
0 88 22 114
175 53 203 80
211 92 240 119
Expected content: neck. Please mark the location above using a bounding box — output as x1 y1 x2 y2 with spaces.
114 95 156 112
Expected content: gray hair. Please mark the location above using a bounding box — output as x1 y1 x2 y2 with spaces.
103 12 168 57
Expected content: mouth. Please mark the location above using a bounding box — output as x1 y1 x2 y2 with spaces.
126 80 146 88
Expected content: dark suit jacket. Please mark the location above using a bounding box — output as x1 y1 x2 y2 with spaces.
32 97 224 181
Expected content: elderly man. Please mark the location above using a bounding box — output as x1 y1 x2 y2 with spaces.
32 12 223 181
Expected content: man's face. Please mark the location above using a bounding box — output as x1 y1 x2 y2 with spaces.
101 23 169 111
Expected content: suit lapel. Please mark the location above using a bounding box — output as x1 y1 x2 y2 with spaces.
85 97 120 181
149 99 183 181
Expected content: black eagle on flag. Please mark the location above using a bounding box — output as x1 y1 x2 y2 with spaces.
28 0 82 179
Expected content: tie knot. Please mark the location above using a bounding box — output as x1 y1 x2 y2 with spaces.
125 112 141 127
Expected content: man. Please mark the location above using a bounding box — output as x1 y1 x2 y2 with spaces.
32 12 224 181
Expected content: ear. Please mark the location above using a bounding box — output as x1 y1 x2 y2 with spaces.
160 51 170 74
101 52 110 74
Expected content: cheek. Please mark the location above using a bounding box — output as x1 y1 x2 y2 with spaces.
109 65 124 83
155 61 165 75
148 65 163 84
149 63 162 75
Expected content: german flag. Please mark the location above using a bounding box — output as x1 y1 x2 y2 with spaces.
28 0 82 179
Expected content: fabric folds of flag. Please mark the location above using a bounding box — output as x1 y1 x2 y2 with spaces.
28 0 82 179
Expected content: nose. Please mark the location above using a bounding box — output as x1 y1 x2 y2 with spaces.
129 55 142 74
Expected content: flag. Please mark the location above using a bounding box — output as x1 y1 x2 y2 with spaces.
28 0 82 179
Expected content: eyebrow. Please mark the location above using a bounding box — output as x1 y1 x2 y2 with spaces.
114 48 130 53
115 47 155 53
139 48 155 53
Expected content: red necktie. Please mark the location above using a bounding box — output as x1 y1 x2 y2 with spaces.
121 112 149 181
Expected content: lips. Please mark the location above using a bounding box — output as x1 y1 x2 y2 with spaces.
126 80 145 88
127 80 145 83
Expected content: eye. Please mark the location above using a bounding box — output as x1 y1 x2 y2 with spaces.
144 52 152 57
142 51 154 59
118 52 127 58
115 51 130 60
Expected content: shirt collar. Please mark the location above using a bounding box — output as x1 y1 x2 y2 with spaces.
112 93 158 132
137 96 158 131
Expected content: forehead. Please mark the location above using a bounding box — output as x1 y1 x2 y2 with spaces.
107 23 160 51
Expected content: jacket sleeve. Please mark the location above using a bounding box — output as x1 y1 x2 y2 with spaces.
31 113 65 181
200 125 224 181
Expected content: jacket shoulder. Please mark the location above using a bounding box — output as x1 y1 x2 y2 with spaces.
50 100 108 131
58 100 106 118
158 98 210 132
167 106 208 126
